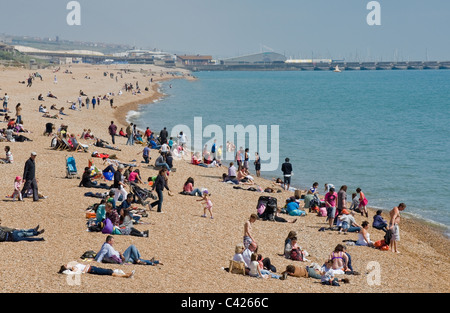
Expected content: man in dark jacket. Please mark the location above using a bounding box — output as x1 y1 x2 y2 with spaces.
21 152 39 201
0 224 44 242
281 157 293 191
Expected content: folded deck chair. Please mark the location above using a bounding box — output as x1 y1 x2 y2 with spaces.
66 156 79 179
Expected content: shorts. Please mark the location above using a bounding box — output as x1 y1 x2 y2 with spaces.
392 224 400 241
243 236 252 249
327 207 336 219
283 175 291 185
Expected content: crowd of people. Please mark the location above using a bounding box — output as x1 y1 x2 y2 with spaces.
0 68 408 290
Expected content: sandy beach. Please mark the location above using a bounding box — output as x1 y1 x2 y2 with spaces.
0 63 449 294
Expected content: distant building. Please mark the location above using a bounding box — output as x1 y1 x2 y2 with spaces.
176 55 213 66
0 42 15 52
222 52 287 65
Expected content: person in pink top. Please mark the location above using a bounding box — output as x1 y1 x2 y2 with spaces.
10 176 23 201
128 169 143 184
198 189 213 219
325 187 338 229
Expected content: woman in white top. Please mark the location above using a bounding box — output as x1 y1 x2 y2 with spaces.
356 221 374 247
248 253 281 279
58 262 134 278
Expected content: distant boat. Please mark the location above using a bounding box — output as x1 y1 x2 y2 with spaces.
334 65 342 72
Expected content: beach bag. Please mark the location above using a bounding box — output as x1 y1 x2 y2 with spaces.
384 229 392 246
290 248 304 261
101 218 114 234
80 250 97 260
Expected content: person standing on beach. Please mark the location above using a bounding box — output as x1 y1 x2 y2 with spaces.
254 152 261 177
243 214 258 249
150 168 172 213
2 93 9 112
159 127 168 145
92 96 96 110
126 123 134 146
281 158 293 191
325 187 338 229
389 203 406 253
337 185 348 219
21 152 39 201
108 121 117 145
112 164 128 203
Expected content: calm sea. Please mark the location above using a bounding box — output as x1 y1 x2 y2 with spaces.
129 70 450 236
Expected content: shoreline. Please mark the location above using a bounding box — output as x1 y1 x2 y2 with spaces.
123 74 450 241
0 63 448 293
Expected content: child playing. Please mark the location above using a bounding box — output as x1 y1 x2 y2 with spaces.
198 189 213 219
12 176 23 201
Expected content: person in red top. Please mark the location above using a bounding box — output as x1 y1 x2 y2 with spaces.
356 188 368 217
325 187 338 229
144 127 152 142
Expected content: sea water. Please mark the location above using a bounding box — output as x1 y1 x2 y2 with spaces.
130 70 450 236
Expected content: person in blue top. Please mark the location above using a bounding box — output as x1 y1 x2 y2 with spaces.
149 139 161 150
138 145 151 163
373 210 388 232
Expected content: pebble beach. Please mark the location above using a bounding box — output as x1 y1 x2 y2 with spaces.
0 63 449 294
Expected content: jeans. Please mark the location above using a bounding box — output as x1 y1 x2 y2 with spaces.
155 162 171 171
126 135 134 146
150 189 163 212
11 229 44 242
111 134 115 145
143 156 149 164
190 188 202 196
260 269 280 279
122 245 158 265
89 266 113 276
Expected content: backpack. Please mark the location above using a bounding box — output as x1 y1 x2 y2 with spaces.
80 250 97 260
256 196 277 221
384 229 392 246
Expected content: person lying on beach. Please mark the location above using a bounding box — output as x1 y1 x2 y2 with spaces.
281 264 323 280
0 224 45 242
94 138 121 151
95 235 162 265
58 263 135 278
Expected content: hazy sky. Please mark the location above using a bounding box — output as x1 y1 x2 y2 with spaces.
1 0 449 61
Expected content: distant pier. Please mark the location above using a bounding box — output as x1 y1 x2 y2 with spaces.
181 61 450 72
